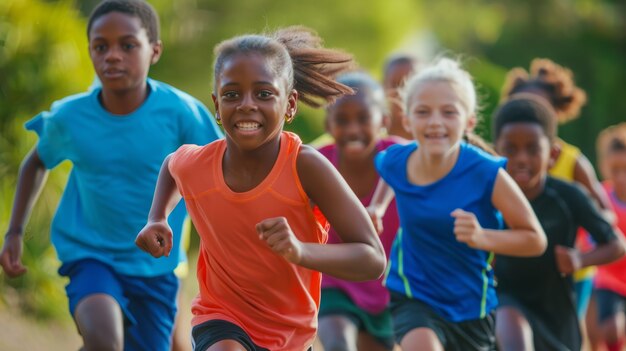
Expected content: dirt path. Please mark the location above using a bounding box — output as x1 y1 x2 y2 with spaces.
0 293 81 351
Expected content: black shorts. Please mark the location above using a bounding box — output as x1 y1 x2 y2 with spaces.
596 289 626 323
192 320 313 351
390 292 496 351
192 320 269 351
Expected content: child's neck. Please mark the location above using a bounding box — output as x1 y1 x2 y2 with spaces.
337 149 378 198
522 176 547 201
407 147 459 185
100 83 149 115
222 136 281 193
337 149 376 172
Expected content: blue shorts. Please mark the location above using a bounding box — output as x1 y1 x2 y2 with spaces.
59 259 179 351
595 289 626 323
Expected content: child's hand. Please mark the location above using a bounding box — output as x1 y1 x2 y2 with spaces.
256 217 303 264
555 245 582 276
451 209 486 249
135 221 173 258
0 233 27 277
366 207 384 235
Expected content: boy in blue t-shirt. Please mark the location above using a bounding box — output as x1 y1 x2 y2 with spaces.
0 1 222 350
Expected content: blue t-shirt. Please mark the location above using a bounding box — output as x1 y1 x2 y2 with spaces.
376 141 506 322
25 78 223 277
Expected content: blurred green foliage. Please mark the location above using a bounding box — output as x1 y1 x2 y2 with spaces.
0 0 92 319
0 0 624 320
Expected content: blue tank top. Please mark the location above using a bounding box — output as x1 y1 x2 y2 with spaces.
376 142 506 322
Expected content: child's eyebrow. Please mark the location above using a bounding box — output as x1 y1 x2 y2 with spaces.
220 82 240 88
90 34 141 41
220 81 276 88
119 34 141 40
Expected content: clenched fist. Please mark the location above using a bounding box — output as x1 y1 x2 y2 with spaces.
257 217 303 264
0 233 27 277
451 209 486 249
555 245 582 276
135 221 173 258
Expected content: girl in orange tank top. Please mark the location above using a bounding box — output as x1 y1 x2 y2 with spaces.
135 26 386 351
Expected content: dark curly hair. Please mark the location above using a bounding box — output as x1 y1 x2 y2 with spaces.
500 58 587 124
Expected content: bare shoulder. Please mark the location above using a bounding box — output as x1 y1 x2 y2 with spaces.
296 144 344 200
297 144 329 170
297 144 334 181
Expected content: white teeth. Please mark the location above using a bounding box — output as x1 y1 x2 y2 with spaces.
513 170 531 178
345 141 364 151
236 122 260 130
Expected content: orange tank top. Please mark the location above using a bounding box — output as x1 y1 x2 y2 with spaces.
169 132 327 351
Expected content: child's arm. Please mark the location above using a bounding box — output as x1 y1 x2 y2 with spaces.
258 145 385 281
574 154 616 224
135 154 182 258
453 168 547 257
0 147 49 277
366 179 395 234
555 234 625 275
555 181 626 275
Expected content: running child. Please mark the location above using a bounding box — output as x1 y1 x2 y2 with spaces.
0 1 222 350
500 58 614 338
135 26 386 351
492 94 624 351
589 123 626 351
367 58 547 351
500 58 613 217
317 71 403 351
382 54 420 140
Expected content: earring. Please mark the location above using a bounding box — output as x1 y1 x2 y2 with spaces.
285 114 294 124
215 114 222 126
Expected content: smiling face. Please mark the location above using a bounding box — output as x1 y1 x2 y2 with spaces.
326 92 384 160
496 122 552 198
404 80 475 157
212 52 297 152
88 12 161 94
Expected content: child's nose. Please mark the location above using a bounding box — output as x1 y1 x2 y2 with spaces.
105 46 123 62
515 151 531 164
427 112 444 125
344 121 360 135
236 93 257 112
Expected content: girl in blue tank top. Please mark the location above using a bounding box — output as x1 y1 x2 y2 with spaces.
368 58 547 351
